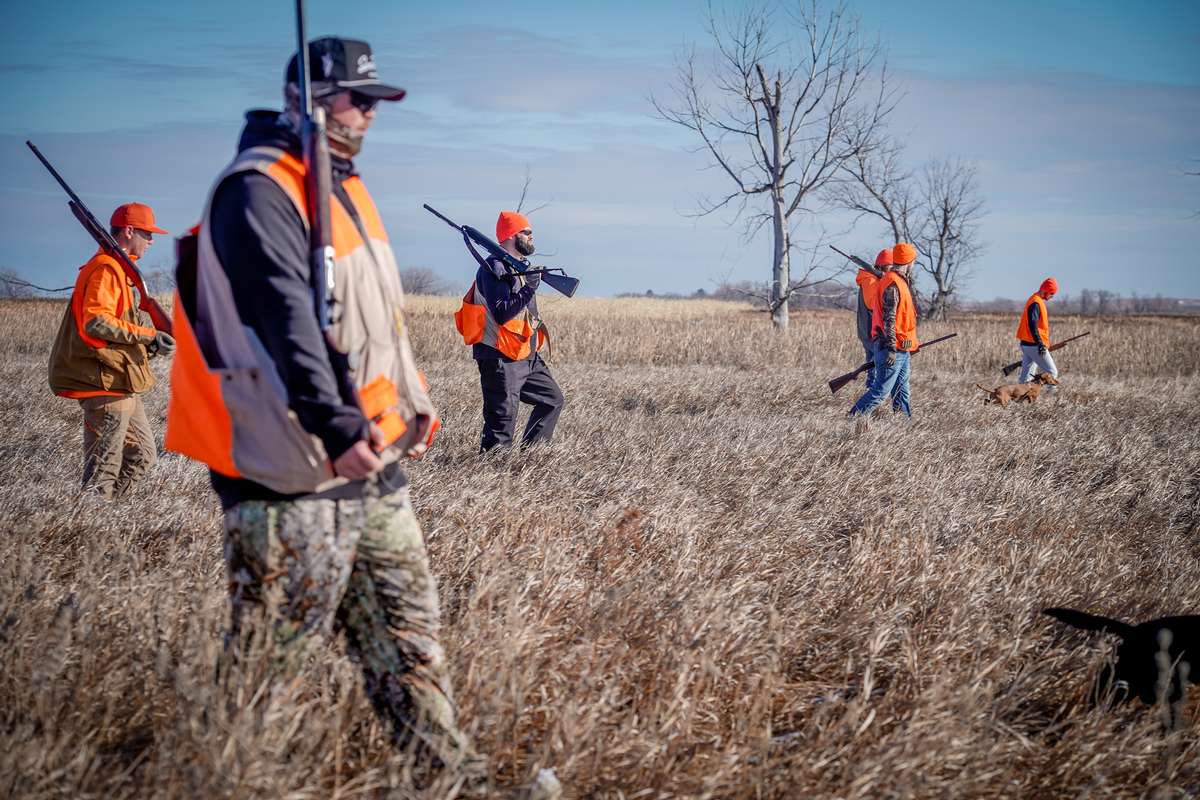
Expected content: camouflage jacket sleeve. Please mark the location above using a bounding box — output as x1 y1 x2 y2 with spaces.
880 283 899 351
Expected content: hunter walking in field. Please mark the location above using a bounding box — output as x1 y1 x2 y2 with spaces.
164 37 501 793
459 210 564 452
850 242 920 421
48 203 174 500
1017 278 1060 383
854 248 890 388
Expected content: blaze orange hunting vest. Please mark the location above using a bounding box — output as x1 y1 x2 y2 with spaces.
455 271 545 360
871 271 919 352
1017 293 1050 345
165 146 436 494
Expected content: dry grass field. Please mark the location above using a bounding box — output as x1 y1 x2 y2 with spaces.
2 295 1198 799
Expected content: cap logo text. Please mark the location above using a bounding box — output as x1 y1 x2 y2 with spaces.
357 54 377 77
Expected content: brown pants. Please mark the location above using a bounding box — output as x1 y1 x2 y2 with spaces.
80 395 156 499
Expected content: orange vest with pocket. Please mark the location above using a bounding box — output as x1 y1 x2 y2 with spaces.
48 251 156 398
1016 293 1049 345
871 271 919 352
165 146 438 494
455 270 545 360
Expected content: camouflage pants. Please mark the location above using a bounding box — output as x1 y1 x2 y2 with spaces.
80 394 156 500
223 483 481 777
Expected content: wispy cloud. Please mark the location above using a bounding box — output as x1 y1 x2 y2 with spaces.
2 19 1197 299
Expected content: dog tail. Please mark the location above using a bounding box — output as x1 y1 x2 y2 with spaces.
1043 607 1134 637
975 384 993 394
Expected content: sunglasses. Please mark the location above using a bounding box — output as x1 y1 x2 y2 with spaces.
519 229 533 236
349 91 380 114
134 229 154 241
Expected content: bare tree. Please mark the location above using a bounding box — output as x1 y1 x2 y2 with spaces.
1079 288 1094 316
653 0 894 329
515 165 551 215
400 267 452 296
834 139 913 242
834 144 984 318
911 159 984 320
142 266 176 297
0 269 37 299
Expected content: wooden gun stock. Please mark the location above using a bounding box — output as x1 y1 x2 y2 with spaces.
829 361 872 394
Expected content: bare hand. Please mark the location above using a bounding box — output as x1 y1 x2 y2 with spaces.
368 422 388 452
333 440 383 480
406 414 435 458
885 351 897 368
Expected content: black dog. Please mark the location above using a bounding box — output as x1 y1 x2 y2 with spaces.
1043 608 1199 709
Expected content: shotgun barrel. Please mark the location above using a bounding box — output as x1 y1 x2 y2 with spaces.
424 204 580 297
829 244 873 272
1000 331 1090 377
294 0 336 330
25 141 172 334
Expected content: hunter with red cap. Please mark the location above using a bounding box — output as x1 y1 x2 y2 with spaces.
1017 277 1060 383
458 209 564 451
853 248 891 388
48 202 175 499
850 242 920 420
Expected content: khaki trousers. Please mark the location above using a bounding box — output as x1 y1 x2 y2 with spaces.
80 394 156 499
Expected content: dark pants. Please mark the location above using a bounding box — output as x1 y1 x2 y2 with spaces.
476 354 564 451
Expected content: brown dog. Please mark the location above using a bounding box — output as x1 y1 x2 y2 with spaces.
976 373 1058 407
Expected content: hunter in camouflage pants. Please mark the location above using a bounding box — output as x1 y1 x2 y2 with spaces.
223 481 481 778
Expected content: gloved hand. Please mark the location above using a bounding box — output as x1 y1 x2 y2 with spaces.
523 271 542 292
149 331 176 357
1037 344 1047 356
884 350 897 368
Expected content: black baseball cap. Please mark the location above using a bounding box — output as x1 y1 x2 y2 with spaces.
286 37 406 101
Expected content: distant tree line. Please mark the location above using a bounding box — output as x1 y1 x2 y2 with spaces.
968 290 1200 316
623 282 1200 317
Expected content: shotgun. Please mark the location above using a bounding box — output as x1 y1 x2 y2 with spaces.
424 204 580 297
828 332 958 394
829 244 878 274
25 140 172 334
294 0 336 330
1001 331 1090 377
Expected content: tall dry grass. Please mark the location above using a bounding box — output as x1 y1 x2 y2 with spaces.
1 296 1198 799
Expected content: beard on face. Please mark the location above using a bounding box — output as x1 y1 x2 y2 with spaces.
515 236 535 257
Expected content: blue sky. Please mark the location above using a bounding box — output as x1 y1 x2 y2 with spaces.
2 0 1197 301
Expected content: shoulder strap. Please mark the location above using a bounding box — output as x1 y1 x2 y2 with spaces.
330 180 381 270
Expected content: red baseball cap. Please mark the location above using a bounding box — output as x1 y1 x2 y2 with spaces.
874 248 893 267
1041 277 1058 295
110 202 168 234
